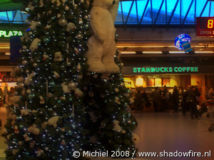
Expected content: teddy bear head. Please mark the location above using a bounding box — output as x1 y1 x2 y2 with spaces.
93 0 115 9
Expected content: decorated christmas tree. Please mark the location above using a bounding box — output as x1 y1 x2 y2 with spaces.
4 0 137 159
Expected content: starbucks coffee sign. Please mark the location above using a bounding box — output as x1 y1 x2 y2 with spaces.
0 30 23 38
133 66 199 73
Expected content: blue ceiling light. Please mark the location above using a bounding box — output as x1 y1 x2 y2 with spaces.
116 0 214 25
0 10 28 24
0 0 213 25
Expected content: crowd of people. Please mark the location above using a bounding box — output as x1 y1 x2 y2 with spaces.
131 86 214 119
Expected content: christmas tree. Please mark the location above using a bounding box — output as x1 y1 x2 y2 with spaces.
4 0 137 159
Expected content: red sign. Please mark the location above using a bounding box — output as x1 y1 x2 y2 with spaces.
196 17 214 36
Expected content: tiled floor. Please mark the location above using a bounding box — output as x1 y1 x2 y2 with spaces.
134 112 214 160
0 110 213 160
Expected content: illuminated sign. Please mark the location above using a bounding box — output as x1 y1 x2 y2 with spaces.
175 34 192 53
0 30 23 38
133 67 199 73
196 17 214 36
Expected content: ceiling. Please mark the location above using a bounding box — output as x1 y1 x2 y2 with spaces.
0 0 22 11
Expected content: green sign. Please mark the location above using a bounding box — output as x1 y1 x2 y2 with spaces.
133 67 199 73
0 30 23 38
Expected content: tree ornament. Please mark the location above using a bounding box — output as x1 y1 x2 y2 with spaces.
74 88 83 97
23 134 31 142
25 72 36 85
74 48 79 54
40 0 44 7
53 72 60 78
61 83 70 93
66 59 71 66
54 52 63 62
68 82 76 90
28 125 40 135
36 149 44 157
77 63 81 71
60 96 66 100
30 141 36 148
76 34 82 39
33 63 38 67
65 5 69 11
121 130 126 134
61 140 66 145
22 60 27 65
12 149 18 155
14 126 19 134
30 38 41 51
26 3 34 11
59 19 67 26
40 96 45 104
43 54 49 61
47 116 60 128
57 13 61 18
51 0 61 6
45 25 51 29
67 22 76 32
30 21 41 30
21 109 30 116
41 122 48 129
115 88 119 92
79 18 83 24
115 97 120 104
113 120 123 132
18 141 23 146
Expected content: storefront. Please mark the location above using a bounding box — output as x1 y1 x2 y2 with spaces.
0 25 25 91
121 54 214 99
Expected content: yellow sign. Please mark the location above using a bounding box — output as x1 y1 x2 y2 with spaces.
124 77 135 88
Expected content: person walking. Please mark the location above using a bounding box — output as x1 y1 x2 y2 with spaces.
152 88 161 112
206 88 214 132
134 88 144 111
187 86 200 119
181 89 188 116
172 86 179 112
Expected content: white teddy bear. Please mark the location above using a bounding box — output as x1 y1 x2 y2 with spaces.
87 0 120 73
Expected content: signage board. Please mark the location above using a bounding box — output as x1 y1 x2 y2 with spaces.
133 67 199 73
0 30 23 38
196 17 214 36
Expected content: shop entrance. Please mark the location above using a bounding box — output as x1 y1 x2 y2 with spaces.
124 74 191 92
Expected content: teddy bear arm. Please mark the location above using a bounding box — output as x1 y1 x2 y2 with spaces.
90 8 114 42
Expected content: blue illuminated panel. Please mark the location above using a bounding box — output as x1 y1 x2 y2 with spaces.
0 10 28 24
0 0 213 25
116 0 214 25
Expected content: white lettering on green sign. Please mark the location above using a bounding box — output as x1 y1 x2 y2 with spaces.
0 30 23 38
133 67 199 73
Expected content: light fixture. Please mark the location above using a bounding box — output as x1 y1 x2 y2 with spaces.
195 51 214 54
169 51 185 54
135 76 144 87
120 51 136 54
143 51 162 54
